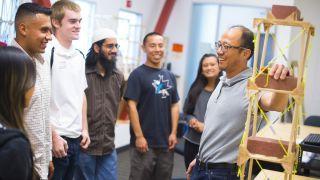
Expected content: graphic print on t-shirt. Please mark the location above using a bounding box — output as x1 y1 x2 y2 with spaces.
152 74 172 98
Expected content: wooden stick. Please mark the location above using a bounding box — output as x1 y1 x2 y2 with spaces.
243 94 255 145
297 30 306 87
255 88 294 94
285 172 288 180
240 163 246 180
240 96 257 179
252 97 259 136
260 25 270 69
252 24 261 77
254 18 315 33
289 104 299 150
248 159 254 180
248 153 283 163
297 29 311 86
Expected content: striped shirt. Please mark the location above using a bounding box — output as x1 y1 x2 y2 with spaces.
85 65 125 155
12 40 52 179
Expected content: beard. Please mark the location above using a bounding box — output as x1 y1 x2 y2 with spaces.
98 51 116 77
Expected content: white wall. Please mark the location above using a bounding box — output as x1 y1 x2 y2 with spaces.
94 0 165 34
164 0 193 104
291 0 320 117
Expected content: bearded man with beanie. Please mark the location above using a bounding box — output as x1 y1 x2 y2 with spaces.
75 28 125 180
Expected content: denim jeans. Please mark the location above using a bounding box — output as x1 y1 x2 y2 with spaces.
75 149 117 180
52 136 81 180
190 161 239 180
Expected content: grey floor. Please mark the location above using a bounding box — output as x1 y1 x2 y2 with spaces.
117 148 187 180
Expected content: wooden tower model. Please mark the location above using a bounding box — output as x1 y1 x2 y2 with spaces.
237 5 315 180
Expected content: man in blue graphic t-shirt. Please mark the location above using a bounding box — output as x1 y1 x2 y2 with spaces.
124 32 180 180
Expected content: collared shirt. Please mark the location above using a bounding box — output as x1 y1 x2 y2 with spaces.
198 68 252 163
12 39 52 179
85 65 125 155
48 37 87 138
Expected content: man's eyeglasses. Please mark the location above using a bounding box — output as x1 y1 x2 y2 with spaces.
214 41 246 52
103 43 120 49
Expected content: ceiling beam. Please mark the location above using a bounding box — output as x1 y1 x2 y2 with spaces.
32 0 51 8
154 0 176 35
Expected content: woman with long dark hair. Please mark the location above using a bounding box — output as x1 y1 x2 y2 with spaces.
183 53 221 169
0 46 37 180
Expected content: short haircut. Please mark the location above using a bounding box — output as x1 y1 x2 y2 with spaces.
14 3 51 31
142 32 162 45
229 25 254 60
51 0 81 24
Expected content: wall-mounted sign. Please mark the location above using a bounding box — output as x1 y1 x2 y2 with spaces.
172 43 183 53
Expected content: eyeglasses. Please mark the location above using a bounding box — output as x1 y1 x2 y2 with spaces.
214 41 246 52
102 43 120 49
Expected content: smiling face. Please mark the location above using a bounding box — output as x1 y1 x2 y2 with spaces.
217 28 250 78
217 28 243 71
100 38 118 60
201 56 220 79
53 9 81 42
142 34 165 68
21 13 52 56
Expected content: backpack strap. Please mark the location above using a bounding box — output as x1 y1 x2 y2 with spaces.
50 47 55 69
76 48 85 59
50 47 84 70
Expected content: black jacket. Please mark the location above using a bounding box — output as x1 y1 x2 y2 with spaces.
0 125 33 180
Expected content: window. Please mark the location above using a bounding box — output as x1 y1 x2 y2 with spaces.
0 0 19 44
117 10 143 78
